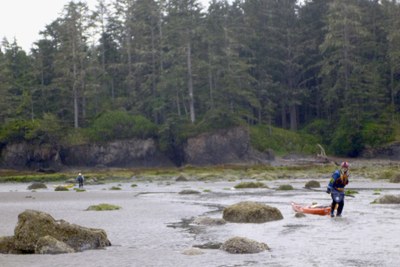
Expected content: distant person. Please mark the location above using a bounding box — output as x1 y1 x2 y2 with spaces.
76 173 84 188
326 162 349 217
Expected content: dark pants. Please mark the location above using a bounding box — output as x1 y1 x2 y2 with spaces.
331 192 344 215
78 179 84 188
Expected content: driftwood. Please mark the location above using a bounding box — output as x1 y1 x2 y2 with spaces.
316 144 339 166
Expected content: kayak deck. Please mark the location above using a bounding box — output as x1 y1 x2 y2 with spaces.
291 202 331 216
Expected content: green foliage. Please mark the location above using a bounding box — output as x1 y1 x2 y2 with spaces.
329 115 363 156
87 111 157 142
250 125 319 155
0 114 64 144
195 109 243 133
0 119 40 143
361 122 394 147
301 120 330 144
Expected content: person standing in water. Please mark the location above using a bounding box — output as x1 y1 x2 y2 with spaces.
326 162 349 217
76 173 84 188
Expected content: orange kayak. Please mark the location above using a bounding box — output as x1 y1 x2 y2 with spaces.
291 202 331 216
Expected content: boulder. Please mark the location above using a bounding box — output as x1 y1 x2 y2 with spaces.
35 235 75 254
223 201 283 223
13 210 111 253
221 237 269 254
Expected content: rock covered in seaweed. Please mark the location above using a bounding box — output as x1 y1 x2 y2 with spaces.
223 201 283 223
0 209 111 254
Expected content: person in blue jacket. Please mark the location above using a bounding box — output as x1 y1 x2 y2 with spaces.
326 162 349 217
76 173 84 188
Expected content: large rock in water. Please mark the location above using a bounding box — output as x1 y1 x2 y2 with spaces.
13 210 111 253
223 201 283 223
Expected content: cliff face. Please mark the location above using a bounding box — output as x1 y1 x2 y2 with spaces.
0 127 273 170
61 139 173 168
184 127 273 166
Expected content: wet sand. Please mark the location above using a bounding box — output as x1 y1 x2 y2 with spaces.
1 178 400 267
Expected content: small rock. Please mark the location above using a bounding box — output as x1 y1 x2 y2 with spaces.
181 247 204 255
372 194 400 204
305 180 321 188
295 212 306 218
192 217 226 226
179 189 201 195
221 237 269 254
27 182 47 190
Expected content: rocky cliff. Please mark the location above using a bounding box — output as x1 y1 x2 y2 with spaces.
0 127 273 170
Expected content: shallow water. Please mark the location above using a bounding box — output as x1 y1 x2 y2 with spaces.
1 178 399 267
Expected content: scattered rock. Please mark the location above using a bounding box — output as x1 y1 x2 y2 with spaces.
295 212 306 218
181 247 205 255
86 203 121 211
371 194 400 204
277 184 293 190
223 201 283 223
305 180 321 188
176 175 189 182
54 186 69 191
35 235 75 254
27 182 47 190
221 237 269 254
234 182 267 189
179 189 201 195
193 242 223 249
192 217 226 226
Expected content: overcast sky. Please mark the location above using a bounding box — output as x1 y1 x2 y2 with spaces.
0 0 210 52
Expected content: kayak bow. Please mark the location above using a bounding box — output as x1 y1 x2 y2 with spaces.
291 202 331 216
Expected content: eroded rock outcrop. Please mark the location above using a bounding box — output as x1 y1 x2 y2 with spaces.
0 210 111 254
62 139 173 167
183 127 274 166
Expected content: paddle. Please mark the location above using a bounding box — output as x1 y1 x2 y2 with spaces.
306 187 356 198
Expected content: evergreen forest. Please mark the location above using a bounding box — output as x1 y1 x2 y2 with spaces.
1 0 400 158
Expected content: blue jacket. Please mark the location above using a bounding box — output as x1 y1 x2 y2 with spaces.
327 170 349 194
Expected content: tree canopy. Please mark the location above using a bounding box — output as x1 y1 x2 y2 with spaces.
1 0 400 156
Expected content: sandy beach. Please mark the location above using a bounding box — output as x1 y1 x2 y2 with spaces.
1 177 400 267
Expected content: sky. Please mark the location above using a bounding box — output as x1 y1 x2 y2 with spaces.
0 0 210 53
